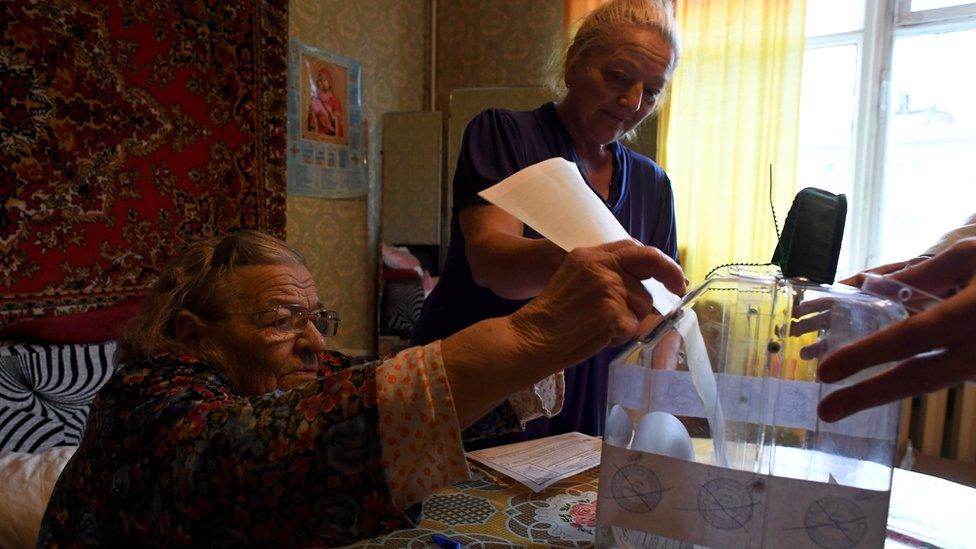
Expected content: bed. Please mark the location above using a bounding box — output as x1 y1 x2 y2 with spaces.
378 243 436 346
0 305 134 548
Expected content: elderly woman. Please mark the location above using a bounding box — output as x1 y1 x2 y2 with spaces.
412 0 682 443
38 230 684 546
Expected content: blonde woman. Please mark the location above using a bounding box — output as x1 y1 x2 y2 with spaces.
412 0 683 444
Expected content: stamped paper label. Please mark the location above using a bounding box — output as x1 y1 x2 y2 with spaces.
608 365 898 440
597 444 890 548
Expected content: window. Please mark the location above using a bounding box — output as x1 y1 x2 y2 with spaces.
796 0 976 276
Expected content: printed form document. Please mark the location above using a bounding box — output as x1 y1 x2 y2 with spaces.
466 432 601 492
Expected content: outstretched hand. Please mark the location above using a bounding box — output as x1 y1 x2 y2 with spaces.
441 240 686 428
818 238 976 422
511 240 686 369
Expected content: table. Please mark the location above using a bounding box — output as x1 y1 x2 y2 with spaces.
354 463 599 548
352 461 976 548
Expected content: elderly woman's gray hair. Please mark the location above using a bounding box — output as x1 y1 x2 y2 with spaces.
549 0 682 109
116 230 306 365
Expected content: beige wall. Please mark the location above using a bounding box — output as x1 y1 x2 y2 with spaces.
289 0 428 353
435 0 564 113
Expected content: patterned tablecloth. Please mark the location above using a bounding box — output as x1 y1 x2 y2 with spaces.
351 457 974 548
352 463 600 548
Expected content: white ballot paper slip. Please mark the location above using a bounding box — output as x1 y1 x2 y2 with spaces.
466 432 602 492
478 158 728 466
477 157 680 314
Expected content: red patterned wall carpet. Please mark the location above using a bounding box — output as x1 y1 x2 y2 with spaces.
0 0 288 324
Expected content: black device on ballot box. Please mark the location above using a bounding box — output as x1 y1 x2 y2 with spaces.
771 187 848 285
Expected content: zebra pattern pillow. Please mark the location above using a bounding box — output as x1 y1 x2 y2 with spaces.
0 342 116 453
380 280 426 339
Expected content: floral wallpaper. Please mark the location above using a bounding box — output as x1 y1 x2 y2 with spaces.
288 0 427 353
435 0 563 113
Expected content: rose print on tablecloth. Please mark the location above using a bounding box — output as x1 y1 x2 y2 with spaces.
564 500 597 530
530 490 599 541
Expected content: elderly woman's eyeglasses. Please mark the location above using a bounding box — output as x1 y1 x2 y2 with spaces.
265 305 340 336
215 305 341 336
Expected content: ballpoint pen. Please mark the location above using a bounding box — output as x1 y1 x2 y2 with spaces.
430 533 463 549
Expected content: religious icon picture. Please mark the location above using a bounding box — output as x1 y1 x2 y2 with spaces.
300 54 349 146
288 39 366 198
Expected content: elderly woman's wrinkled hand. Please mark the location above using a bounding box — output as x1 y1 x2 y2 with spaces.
510 240 686 368
818 238 976 422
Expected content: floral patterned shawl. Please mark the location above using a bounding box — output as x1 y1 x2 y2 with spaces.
38 352 412 546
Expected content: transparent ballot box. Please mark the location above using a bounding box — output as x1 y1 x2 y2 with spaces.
595 267 919 549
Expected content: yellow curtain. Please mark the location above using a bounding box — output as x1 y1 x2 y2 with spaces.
658 0 806 284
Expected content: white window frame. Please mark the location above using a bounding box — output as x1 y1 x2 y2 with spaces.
806 0 976 271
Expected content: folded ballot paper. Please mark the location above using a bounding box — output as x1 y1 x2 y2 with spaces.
477 157 680 315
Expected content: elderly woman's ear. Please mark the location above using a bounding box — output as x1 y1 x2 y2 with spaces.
563 43 580 86
174 310 207 351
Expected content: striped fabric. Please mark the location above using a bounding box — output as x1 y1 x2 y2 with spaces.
380 280 426 339
0 342 116 453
